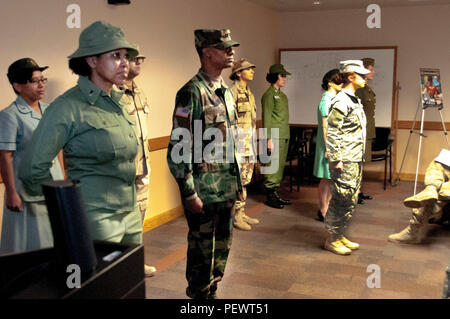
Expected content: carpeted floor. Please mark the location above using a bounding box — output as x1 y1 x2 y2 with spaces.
142 179 450 299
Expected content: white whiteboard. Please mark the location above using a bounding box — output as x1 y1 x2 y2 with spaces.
280 47 396 126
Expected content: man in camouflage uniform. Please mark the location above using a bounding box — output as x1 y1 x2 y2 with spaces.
120 53 156 277
230 58 260 231
166 29 242 299
325 60 370 255
355 58 376 204
388 150 450 244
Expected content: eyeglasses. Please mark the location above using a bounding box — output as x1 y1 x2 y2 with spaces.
130 57 146 63
355 73 367 79
28 78 48 85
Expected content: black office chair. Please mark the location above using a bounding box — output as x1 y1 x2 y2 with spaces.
371 127 394 190
285 127 305 192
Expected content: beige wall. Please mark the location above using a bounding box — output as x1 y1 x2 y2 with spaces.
0 0 279 223
277 4 450 178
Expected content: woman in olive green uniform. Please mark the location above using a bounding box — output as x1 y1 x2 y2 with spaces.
261 64 292 209
19 21 143 245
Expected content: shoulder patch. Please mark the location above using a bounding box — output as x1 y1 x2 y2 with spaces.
175 107 190 119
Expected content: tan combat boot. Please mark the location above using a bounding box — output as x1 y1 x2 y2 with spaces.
243 213 260 225
234 211 251 231
340 236 360 250
145 264 157 277
403 186 438 208
388 224 422 244
438 182 450 201
324 236 352 255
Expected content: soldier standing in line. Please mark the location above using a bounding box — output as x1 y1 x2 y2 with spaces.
229 58 260 231
355 58 376 204
120 52 156 277
261 64 292 209
325 60 370 255
167 29 242 299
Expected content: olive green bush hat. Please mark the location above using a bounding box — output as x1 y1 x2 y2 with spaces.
68 21 138 59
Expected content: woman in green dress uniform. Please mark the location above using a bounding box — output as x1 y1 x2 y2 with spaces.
19 21 143 245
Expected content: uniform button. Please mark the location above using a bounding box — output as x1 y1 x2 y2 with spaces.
129 133 134 138
129 158 133 163
128 182 132 186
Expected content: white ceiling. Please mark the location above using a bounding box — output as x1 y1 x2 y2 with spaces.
246 0 450 12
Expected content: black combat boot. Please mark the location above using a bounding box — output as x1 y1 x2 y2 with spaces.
265 188 284 209
274 188 291 205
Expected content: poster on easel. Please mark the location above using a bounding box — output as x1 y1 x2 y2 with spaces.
420 68 444 108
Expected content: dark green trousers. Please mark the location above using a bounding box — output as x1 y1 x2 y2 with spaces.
263 138 290 189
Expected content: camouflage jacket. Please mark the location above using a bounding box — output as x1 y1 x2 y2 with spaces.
167 69 242 204
230 81 257 157
356 85 376 139
326 88 367 163
120 81 151 177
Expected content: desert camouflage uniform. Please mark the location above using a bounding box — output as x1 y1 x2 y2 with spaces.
121 81 151 220
326 88 366 237
356 85 376 163
167 69 242 297
230 82 257 221
409 160 450 225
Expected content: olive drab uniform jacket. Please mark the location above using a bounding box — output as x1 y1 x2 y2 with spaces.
167 69 243 205
355 85 376 140
326 88 367 163
230 82 257 158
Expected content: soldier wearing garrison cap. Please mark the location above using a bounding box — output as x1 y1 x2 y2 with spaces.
20 21 145 255
356 57 376 203
167 29 242 299
229 58 260 231
261 63 292 209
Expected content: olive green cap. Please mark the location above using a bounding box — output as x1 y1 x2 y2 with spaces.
269 64 291 75
68 21 139 59
194 29 240 50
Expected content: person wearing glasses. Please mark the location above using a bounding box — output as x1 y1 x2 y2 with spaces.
119 52 156 277
0 58 64 253
19 21 144 248
324 60 370 255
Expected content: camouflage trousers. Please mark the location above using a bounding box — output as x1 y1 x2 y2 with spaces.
184 200 235 296
135 174 149 222
424 160 450 190
233 158 255 216
325 162 362 237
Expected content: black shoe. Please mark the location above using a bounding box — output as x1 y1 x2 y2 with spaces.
264 199 284 209
316 210 324 222
265 189 284 209
186 287 209 299
357 197 365 205
274 189 292 205
359 192 373 200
